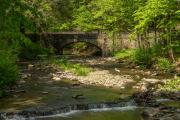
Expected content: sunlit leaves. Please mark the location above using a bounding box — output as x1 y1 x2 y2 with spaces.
134 0 179 34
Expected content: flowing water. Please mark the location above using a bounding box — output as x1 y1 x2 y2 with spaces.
36 106 143 120
0 57 175 120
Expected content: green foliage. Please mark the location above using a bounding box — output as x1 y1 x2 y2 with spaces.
133 48 154 67
53 58 92 76
160 77 180 91
19 42 54 60
155 58 173 71
113 49 135 59
132 44 173 68
21 0 62 32
150 44 165 56
74 0 136 32
174 41 180 53
0 46 19 96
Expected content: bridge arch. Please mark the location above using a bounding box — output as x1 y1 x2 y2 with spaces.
57 41 103 56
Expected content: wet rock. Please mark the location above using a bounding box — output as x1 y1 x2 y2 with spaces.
76 104 89 110
28 64 34 71
141 78 161 84
134 75 140 79
13 95 19 98
42 92 49 94
22 73 31 79
52 76 61 81
36 67 41 70
118 60 124 63
72 83 81 87
135 66 140 69
140 84 148 91
142 108 159 117
19 80 26 84
72 82 80 85
72 94 85 99
151 72 159 76
38 76 51 80
173 113 180 120
56 71 62 74
72 79 78 81
122 75 132 79
144 71 151 76
14 90 26 93
114 68 120 73
132 86 139 89
174 74 178 79
0 113 6 120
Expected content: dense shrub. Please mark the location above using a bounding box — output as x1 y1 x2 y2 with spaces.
0 48 19 96
133 48 154 68
19 42 54 60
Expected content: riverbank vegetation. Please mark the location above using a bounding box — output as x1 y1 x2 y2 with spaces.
113 49 135 60
0 44 19 96
114 48 175 71
52 58 92 76
0 0 180 96
160 77 180 91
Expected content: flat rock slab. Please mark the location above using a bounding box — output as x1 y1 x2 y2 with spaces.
142 78 162 84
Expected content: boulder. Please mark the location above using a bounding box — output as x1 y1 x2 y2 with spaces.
114 68 120 73
28 64 34 71
42 92 49 94
144 71 151 76
52 77 61 81
134 75 140 79
142 78 161 84
22 73 31 79
72 94 85 99
135 66 140 69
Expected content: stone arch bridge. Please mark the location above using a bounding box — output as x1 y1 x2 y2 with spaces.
28 32 110 56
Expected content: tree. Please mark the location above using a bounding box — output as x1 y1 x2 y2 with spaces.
133 0 180 62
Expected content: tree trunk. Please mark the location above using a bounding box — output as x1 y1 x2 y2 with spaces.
137 33 141 49
154 26 157 44
168 48 176 63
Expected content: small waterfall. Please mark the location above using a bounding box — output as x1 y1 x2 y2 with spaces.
1 100 137 120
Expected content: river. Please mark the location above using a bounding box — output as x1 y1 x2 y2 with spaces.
0 57 177 120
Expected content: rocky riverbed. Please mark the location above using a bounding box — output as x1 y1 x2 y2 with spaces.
133 87 180 120
51 57 173 91
0 57 179 120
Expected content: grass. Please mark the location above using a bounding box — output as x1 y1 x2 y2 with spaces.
160 77 180 91
53 58 92 76
113 49 135 59
155 57 174 72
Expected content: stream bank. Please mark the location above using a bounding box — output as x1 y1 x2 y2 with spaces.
0 57 179 120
